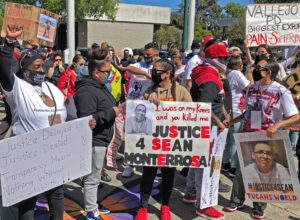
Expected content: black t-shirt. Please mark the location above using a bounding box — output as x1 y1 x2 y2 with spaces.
222 78 232 118
190 81 223 121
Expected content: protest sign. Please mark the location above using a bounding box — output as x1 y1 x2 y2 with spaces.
200 126 228 209
246 3 300 47
283 67 300 99
124 100 211 168
0 116 92 207
235 131 300 204
106 113 125 168
1 2 59 47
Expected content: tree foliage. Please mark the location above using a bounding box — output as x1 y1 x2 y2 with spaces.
3 0 119 21
194 23 212 40
154 25 182 50
223 2 244 18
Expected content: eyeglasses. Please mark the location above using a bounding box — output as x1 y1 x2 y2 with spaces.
55 59 62 62
96 69 111 75
254 150 273 157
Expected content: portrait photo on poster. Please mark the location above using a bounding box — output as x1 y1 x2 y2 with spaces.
126 101 154 135
37 14 57 42
240 139 293 193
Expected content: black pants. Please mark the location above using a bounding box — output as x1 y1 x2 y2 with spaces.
140 166 176 209
296 131 300 180
18 186 64 220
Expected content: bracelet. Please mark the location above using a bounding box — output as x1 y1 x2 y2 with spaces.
6 38 16 44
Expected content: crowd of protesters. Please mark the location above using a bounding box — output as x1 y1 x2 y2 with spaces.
1 23 300 220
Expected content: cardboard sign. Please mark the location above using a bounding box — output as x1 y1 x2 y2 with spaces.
1 2 59 47
124 100 211 168
246 4 300 47
0 116 92 207
235 131 300 204
283 67 300 99
200 126 228 209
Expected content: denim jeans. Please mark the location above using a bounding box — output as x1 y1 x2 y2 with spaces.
222 112 242 168
184 168 204 207
83 146 106 212
289 130 298 146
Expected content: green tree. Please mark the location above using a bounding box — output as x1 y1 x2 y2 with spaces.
194 22 212 40
226 20 245 48
3 0 119 21
170 11 184 30
154 25 182 49
223 2 244 18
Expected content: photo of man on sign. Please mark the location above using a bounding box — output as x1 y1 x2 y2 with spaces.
241 140 292 193
37 14 56 42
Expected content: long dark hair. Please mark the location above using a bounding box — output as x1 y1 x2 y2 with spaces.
70 55 84 70
153 59 177 101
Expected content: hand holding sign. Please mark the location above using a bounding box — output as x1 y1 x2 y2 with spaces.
6 24 23 40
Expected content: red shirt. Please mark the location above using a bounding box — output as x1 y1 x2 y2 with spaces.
57 68 77 98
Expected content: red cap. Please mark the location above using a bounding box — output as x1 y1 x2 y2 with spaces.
49 48 53 51
205 44 229 58
202 36 213 45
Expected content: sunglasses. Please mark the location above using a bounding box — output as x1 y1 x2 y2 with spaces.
55 59 62 62
255 65 269 72
152 68 167 74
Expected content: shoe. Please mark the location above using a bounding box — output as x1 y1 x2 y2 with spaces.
156 168 162 179
196 206 225 220
219 182 231 192
161 205 171 220
183 195 196 204
252 209 265 219
135 208 147 220
221 163 230 172
98 206 110 214
228 168 236 178
101 170 112 182
224 202 244 212
122 166 135 178
86 210 103 220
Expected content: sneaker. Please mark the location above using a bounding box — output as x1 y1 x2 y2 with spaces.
183 195 197 204
122 166 135 178
161 205 171 220
219 182 231 192
86 210 103 220
156 168 162 179
101 170 112 182
98 206 110 214
224 202 244 212
196 206 225 220
228 168 236 178
221 163 231 172
252 209 265 219
135 208 147 220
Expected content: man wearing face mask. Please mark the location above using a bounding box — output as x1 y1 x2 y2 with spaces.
0 25 69 220
120 48 136 67
74 56 121 220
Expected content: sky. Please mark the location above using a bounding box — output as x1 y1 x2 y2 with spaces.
121 0 252 12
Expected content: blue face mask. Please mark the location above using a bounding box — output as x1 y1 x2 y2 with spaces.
193 49 200 55
77 65 83 73
102 71 113 92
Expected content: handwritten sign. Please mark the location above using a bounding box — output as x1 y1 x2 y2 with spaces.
235 130 300 204
124 100 211 168
1 2 59 47
0 116 92 207
200 127 228 209
246 4 300 47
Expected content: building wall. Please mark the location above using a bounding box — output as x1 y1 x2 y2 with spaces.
77 21 87 48
87 21 153 51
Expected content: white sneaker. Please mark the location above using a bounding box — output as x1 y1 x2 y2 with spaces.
122 166 135 178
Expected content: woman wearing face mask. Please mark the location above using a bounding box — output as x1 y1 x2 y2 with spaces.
57 55 85 99
224 58 300 219
135 59 192 220
0 25 68 220
170 52 186 87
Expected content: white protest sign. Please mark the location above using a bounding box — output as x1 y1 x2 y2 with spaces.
0 116 92 207
246 4 300 47
124 100 211 168
200 126 228 209
235 130 300 204
106 113 125 168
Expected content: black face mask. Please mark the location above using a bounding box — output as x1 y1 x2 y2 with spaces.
256 53 268 62
145 56 153 65
152 69 166 86
28 70 46 86
253 66 263 81
124 54 129 59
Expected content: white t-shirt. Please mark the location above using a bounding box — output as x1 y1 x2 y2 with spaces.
185 55 205 80
175 66 187 87
243 81 298 131
227 70 250 114
3 76 67 135
127 62 153 100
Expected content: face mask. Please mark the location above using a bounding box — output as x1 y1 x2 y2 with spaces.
152 69 165 86
253 66 263 81
208 58 227 73
28 70 46 86
256 53 268 61
124 54 129 59
193 49 200 55
110 51 113 55
101 71 112 85
145 56 153 65
77 65 83 73
41 55 46 60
